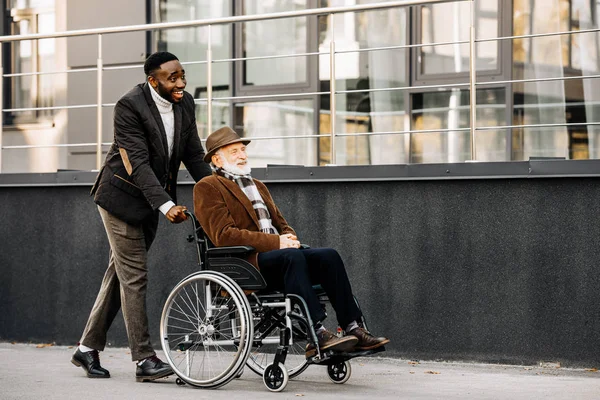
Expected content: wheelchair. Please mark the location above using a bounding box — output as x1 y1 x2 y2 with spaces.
159 211 384 392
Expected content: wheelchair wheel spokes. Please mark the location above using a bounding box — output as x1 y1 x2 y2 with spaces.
247 305 309 378
160 272 253 389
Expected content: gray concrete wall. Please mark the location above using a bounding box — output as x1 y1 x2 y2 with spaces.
1 171 600 367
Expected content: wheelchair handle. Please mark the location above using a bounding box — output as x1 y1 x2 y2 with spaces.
183 210 203 266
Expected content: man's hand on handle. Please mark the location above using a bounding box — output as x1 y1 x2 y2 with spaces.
280 233 300 249
166 205 188 223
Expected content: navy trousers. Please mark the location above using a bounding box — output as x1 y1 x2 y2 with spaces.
257 247 361 329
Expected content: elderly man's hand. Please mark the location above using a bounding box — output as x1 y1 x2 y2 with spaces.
280 233 300 249
166 205 188 223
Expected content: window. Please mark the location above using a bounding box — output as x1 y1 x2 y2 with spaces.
234 0 318 95
413 0 507 84
156 0 232 138
7 2 55 125
512 0 600 160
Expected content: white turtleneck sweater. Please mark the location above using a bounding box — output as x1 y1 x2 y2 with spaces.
148 84 176 215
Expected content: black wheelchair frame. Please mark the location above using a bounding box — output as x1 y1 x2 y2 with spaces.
159 211 384 392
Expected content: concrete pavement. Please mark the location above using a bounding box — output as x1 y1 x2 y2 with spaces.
1 342 599 400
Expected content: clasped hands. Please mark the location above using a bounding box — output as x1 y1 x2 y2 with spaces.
280 233 300 249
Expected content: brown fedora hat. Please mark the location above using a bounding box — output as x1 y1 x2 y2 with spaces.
203 126 251 163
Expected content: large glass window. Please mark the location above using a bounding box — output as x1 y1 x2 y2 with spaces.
7 2 55 125
234 0 317 94
319 0 408 165
149 0 600 167
411 88 507 163
512 0 600 160
156 0 232 138
233 99 316 167
239 1 307 86
415 0 502 81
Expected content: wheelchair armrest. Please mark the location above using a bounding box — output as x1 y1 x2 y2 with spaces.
207 245 255 258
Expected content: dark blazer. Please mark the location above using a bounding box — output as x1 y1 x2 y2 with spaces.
193 173 296 269
92 83 210 224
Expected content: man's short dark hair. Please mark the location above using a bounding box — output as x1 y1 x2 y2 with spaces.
144 51 179 76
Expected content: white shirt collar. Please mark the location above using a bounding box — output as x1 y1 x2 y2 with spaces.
148 83 173 113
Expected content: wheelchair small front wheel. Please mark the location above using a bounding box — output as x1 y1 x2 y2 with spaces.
327 361 351 384
263 363 289 392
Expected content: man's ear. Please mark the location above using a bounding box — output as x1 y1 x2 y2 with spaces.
212 153 223 168
147 75 157 89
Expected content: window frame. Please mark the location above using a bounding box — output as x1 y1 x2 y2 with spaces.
411 0 512 87
233 0 319 97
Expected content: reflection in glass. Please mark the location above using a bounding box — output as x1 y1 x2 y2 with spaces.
512 0 600 160
234 99 315 167
411 89 506 163
10 7 55 124
241 1 308 86
318 1 408 165
157 0 231 139
419 0 499 75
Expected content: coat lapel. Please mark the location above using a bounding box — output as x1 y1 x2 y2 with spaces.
142 83 169 170
215 174 261 228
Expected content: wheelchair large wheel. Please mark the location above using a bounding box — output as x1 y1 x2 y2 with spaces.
160 271 253 389
246 302 310 378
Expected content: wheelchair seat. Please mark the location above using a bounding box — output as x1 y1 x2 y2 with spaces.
206 249 267 291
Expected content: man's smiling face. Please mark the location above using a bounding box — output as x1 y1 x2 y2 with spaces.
148 59 186 103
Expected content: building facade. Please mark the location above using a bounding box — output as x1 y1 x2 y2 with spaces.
1 0 599 172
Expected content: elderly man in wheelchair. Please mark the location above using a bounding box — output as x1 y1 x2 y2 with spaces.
159 126 389 392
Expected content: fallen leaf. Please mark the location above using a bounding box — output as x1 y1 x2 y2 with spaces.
409 372 415 374
425 370 440 375
35 343 54 348
67 346 74 349
295 394 304 397
408 361 419 365
585 368 598 373
11 342 16 345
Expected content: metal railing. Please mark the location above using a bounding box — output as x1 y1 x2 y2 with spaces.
0 0 467 172
0 0 597 172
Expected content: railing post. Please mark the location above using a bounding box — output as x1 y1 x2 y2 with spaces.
207 25 212 135
96 34 103 170
469 0 476 160
329 13 336 165
0 42 3 173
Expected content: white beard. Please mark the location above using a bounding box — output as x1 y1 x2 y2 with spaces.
222 158 251 176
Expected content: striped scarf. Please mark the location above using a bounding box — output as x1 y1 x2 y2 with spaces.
213 167 278 234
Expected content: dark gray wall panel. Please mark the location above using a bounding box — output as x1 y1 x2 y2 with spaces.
2 177 600 367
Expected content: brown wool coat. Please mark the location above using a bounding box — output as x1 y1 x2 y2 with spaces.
193 173 296 269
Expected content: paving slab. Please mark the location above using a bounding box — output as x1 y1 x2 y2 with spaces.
1 342 599 400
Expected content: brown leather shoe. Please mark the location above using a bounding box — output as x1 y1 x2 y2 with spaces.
348 327 390 350
305 329 358 358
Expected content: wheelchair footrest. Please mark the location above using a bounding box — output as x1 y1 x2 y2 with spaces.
308 346 386 365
